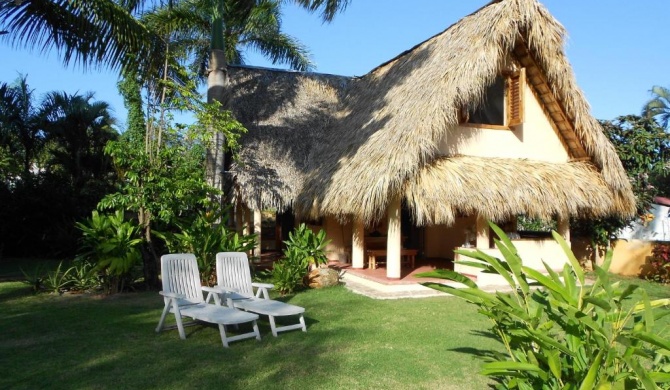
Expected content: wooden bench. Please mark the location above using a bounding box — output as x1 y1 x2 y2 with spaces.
366 249 418 269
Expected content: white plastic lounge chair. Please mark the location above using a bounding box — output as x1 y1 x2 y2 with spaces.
212 252 306 337
156 253 261 347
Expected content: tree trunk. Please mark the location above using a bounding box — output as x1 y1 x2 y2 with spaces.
205 11 230 215
138 207 160 289
205 47 229 205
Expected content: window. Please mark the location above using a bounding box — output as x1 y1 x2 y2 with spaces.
461 69 525 128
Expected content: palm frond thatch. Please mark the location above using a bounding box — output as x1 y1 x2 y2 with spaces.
227 66 352 211
404 156 636 226
228 0 636 225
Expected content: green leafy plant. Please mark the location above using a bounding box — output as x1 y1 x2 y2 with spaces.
157 207 256 285
418 222 670 390
265 224 331 295
267 247 310 295
284 223 330 268
75 210 142 293
41 261 73 294
20 264 45 293
65 261 100 292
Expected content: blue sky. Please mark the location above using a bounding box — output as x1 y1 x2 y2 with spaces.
1 0 668 129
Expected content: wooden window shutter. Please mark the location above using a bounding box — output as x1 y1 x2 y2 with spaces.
507 68 525 127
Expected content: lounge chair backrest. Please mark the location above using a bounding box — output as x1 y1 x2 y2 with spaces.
160 253 204 305
216 252 254 297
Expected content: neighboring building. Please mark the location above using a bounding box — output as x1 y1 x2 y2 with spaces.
227 0 635 279
618 197 670 242
608 197 670 276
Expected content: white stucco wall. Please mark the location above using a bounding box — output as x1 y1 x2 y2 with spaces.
438 79 569 162
618 203 670 241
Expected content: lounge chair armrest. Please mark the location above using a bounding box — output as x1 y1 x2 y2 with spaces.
252 282 275 290
202 286 233 306
159 291 186 300
201 286 228 294
252 282 274 299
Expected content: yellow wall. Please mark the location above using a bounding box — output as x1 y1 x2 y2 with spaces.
610 240 654 276
424 215 476 258
438 79 569 162
322 216 352 262
572 238 655 276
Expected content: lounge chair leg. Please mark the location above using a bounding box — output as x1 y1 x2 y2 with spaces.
269 315 278 337
218 324 230 348
299 314 307 332
156 302 171 333
171 299 187 339
252 320 261 341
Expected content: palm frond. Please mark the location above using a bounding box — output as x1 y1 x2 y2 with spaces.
289 0 350 22
243 32 312 71
0 0 160 75
643 85 670 129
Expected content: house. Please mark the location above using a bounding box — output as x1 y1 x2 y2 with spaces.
604 197 670 276
225 0 635 279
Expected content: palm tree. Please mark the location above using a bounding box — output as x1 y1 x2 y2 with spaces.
142 0 328 194
0 75 43 180
0 0 158 74
39 91 117 192
188 0 349 198
644 86 670 130
143 0 314 77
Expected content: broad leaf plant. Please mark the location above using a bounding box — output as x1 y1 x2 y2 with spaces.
419 222 670 390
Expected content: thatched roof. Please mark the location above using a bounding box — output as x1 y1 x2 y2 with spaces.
227 66 352 211
227 0 636 225
404 156 634 226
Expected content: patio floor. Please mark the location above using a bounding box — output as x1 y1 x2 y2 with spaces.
327 258 471 299
255 253 485 299
331 257 456 285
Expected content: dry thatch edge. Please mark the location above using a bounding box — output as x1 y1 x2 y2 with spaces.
401 156 636 227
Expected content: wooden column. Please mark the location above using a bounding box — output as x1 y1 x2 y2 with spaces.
386 198 402 279
476 215 490 249
557 216 571 243
253 209 262 257
352 218 365 269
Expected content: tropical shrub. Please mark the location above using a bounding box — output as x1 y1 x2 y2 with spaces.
75 210 142 293
266 224 331 294
284 223 330 267
21 261 100 294
65 260 100 292
20 263 45 293
41 261 72 294
419 222 670 390
158 208 256 285
267 248 310 295
645 243 670 284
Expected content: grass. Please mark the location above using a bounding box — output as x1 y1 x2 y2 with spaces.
0 282 499 390
1 272 667 390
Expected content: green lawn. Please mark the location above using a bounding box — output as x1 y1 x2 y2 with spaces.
0 282 499 390
1 275 667 390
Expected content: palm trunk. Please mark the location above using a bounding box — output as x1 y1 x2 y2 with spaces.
206 14 229 211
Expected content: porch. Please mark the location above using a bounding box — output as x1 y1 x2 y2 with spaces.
330 258 517 299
